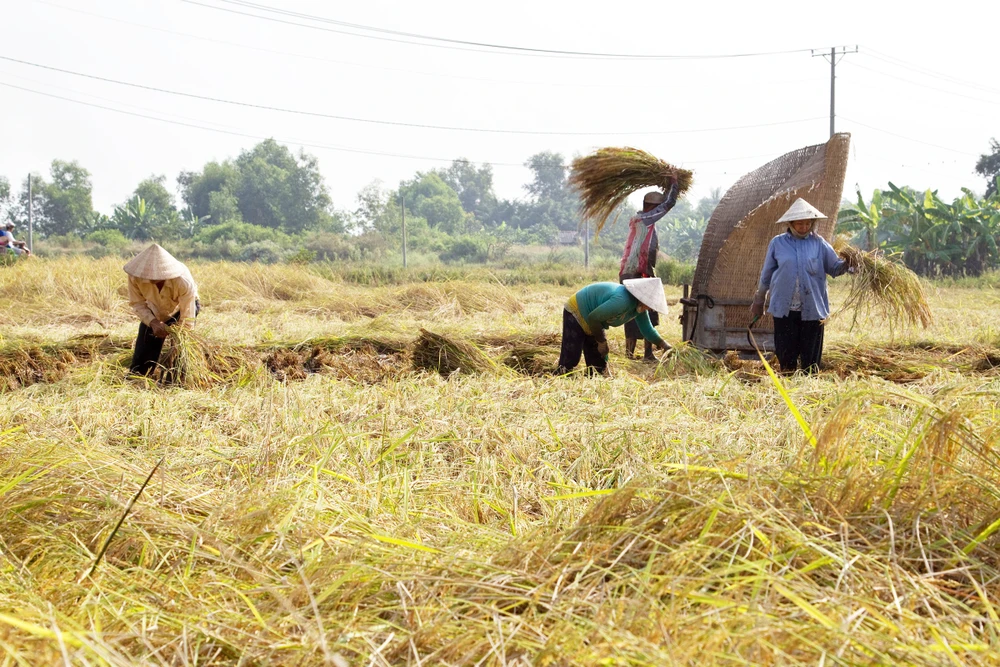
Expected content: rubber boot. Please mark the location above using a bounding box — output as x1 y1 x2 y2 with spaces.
643 339 656 362
625 338 637 359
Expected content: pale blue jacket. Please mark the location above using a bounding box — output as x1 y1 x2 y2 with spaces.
758 232 847 321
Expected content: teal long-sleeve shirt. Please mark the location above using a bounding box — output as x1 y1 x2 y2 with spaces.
566 282 665 347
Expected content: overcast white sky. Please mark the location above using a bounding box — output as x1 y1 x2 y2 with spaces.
1 0 997 215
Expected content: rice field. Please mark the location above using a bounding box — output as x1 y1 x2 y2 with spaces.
2 257 1000 666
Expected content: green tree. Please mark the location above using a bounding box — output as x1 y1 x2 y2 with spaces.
130 175 182 239
838 188 888 251
660 216 708 263
134 175 176 215
112 197 157 241
233 139 337 233
353 180 400 235
436 159 498 223
518 152 579 232
694 187 722 221
178 161 241 221
975 138 1000 198
924 188 1000 276
399 172 467 235
177 139 343 235
16 160 94 237
0 176 11 223
850 182 1000 277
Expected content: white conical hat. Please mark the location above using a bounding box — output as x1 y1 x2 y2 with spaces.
623 277 669 315
123 244 185 280
776 198 827 224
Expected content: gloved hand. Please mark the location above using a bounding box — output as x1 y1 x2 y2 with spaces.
596 341 609 357
749 301 765 320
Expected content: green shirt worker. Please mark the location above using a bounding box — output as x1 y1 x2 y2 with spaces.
557 277 671 376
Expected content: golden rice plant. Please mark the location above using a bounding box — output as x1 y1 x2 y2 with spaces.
833 237 932 329
569 147 693 232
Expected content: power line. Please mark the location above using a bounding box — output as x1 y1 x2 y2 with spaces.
842 60 1000 106
0 54 828 137
20 0 640 90
0 79 790 171
861 47 1000 96
30 0 829 91
838 116 979 156
182 0 815 61
0 79 500 165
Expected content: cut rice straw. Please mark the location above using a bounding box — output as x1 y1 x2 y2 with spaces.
412 328 500 376
833 237 932 330
569 146 693 233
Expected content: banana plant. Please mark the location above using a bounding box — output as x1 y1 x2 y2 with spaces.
838 188 887 250
112 196 155 240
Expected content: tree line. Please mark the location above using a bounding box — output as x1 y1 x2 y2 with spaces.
1 137 997 268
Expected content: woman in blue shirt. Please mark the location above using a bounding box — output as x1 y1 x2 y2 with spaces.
558 277 671 376
749 198 853 373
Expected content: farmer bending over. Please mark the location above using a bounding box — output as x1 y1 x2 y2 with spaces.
749 198 852 374
619 176 679 361
558 277 671 376
124 244 199 376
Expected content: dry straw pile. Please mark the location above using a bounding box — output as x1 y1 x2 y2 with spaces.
569 147 694 232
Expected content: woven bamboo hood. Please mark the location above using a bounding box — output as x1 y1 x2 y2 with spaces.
123 244 186 281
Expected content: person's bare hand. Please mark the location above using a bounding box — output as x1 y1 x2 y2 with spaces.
150 320 169 338
749 301 765 319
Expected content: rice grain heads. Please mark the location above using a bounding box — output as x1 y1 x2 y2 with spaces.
569 147 693 232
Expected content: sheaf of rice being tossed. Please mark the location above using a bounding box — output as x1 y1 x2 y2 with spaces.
569 147 694 233
833 236 932 330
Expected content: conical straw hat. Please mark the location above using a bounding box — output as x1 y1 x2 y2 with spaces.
623 277 669 315
123 244 185 280
776 197 827 223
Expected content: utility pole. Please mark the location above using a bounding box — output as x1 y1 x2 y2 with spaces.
400 193 407 269
27 174 33 253
811 45 858 138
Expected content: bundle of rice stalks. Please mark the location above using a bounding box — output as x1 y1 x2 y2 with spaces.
834 238 932 330
653 342 719 378
412 328 499 376
569 147 693 232
160 328 246 388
